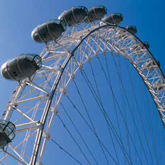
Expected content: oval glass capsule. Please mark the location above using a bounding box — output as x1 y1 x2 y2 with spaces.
102 13 123 25
143 42 150 49
125 26 137 35
31 19 66 43
1 54 42 81
84 6 107 23
58 6 88 26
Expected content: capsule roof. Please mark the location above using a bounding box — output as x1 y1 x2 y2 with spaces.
125 26 137 35
102 13 123 25
84 6 107 23
58 6 88 26
31 19 66 43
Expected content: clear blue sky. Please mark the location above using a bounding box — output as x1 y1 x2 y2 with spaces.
0 0 165 164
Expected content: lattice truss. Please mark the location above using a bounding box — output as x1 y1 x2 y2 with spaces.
0 22 165 164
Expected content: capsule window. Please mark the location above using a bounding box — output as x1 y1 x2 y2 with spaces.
8 122 15 129
102 6 107 11
60 20 67 29
49 19 63 26
79 6 88 14
19 54 27 60
68 17 72 22
49 19 60 24
96 5 107 12
25 54 33 60
43 33 47 38
116 13 123 19
9 132 15 140
4 127 11 136
0 124 5 131
13 72 18 77
33 56 42 68
0 120 15 140
76 6 83 9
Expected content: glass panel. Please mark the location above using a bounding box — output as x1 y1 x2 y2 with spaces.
33 56 42 68
60 20 67 30
0 120 8 125
115 13 123 19
0 120 15 139
103 6 107 12
54 19 60 24
9 132 15 140
96 6 107 12
49 19 60 24
76 6 88 14
134 26 137 30
76 6 85 9
19 54 27 60
34 56 40 63
4 127 11 136
130 26 137 30
8 122 15 130
0 124 5 131
26 54 35 61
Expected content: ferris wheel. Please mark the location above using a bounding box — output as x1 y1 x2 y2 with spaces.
0 5 165 165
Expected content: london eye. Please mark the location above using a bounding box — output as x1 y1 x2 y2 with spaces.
0 4 165 165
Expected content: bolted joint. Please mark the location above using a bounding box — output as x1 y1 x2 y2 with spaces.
69 73 75 80
51 106 58 116
95 52 99 57
43 132 51 140
37 121 44 130
79 62 83 70
60 87 67 96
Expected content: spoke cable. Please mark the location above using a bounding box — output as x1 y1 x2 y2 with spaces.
72 58 132 165
79 70 132 165
110 55 150 165
66 95 112 165
89 62 120 165
124 57 156 165
58 115 92 165
60 102 99 165
113 56 132 164
104 55 127 163
96 56 143 165
73 80 112 165
51 138 83 165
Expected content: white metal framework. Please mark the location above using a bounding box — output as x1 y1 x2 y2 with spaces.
0 22 165 165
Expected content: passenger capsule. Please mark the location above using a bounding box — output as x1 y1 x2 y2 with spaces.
102 13 123 25
143 42 150 49
31 19 66 43
157 60 160 67
0 120 15 148
1 54 42 81
84 6 107 23
125 26 137 34
58 6 88 26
